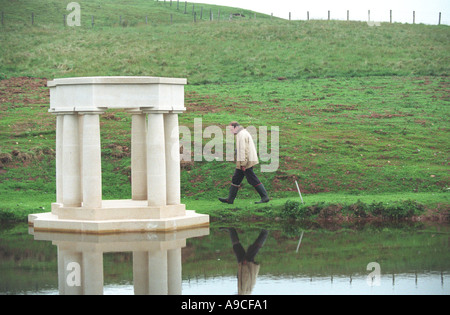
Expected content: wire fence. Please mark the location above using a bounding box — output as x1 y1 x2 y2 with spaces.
0 1 265 28
289 9 445 25
0 1 446 28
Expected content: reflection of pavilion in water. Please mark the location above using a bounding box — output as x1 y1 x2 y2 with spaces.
29 227 209 295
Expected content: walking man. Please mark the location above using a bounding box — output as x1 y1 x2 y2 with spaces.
219 121 270 204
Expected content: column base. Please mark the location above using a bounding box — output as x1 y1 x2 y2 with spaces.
28 209 210 235
28 200 209 234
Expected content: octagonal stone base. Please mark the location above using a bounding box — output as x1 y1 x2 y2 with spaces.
28 201 209 234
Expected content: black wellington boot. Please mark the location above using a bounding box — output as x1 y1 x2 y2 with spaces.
227 227 240 245
254 184 270 204
254 229 269 247
245 229 269 262
219 185 239 204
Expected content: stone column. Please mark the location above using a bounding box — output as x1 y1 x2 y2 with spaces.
133 249 169 295
164 113 181 205
55 114 64 204
131 112 147 200
133 251 150 295
148 249 168 295
78 114 84 200
167 248 182 295
58 247 103 295
80 112 103 208
58 248 83 295
62 113 82 207
82 251 104 295
146 113 167 207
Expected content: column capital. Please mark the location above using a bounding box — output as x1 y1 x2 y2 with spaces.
49 110 77 115
143 109 170 114
126 106 158 114
126 109 145 115
78 110 105 115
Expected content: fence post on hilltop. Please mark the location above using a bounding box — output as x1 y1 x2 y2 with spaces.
218 9 221 22
328 10 330 20
177 0 179 10
200 7 203 20
347 10 349 21
210 9 212 21
413 11 415 24
184 1 187 14
307 11 309 21
194 12 196 23
289 12 291 21
368 10 370 22
390 10 392 23
438 12 441 25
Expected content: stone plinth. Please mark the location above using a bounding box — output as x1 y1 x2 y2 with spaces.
29 210 208 234
29 76 209 234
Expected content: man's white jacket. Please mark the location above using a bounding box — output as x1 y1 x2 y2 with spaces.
235 127 259 170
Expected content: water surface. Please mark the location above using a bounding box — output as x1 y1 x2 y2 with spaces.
0 221 448 295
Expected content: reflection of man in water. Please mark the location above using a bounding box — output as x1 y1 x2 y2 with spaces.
222 228 269 295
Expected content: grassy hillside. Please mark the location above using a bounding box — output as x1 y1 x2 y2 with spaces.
1 0 449 82
0 0 449 221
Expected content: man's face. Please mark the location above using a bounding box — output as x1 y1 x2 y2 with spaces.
229 125 238 134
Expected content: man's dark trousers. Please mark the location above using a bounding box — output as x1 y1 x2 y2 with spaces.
232 167 261 188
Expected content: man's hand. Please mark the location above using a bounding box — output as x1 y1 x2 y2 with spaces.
241 166 246 172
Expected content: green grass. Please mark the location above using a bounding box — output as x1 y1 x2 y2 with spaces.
184 76 449 196
0 0 449 222
1 1 449 82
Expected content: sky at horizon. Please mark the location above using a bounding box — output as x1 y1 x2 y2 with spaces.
186 0 449 25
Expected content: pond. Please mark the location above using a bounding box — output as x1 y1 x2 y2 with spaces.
0 221 449 295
